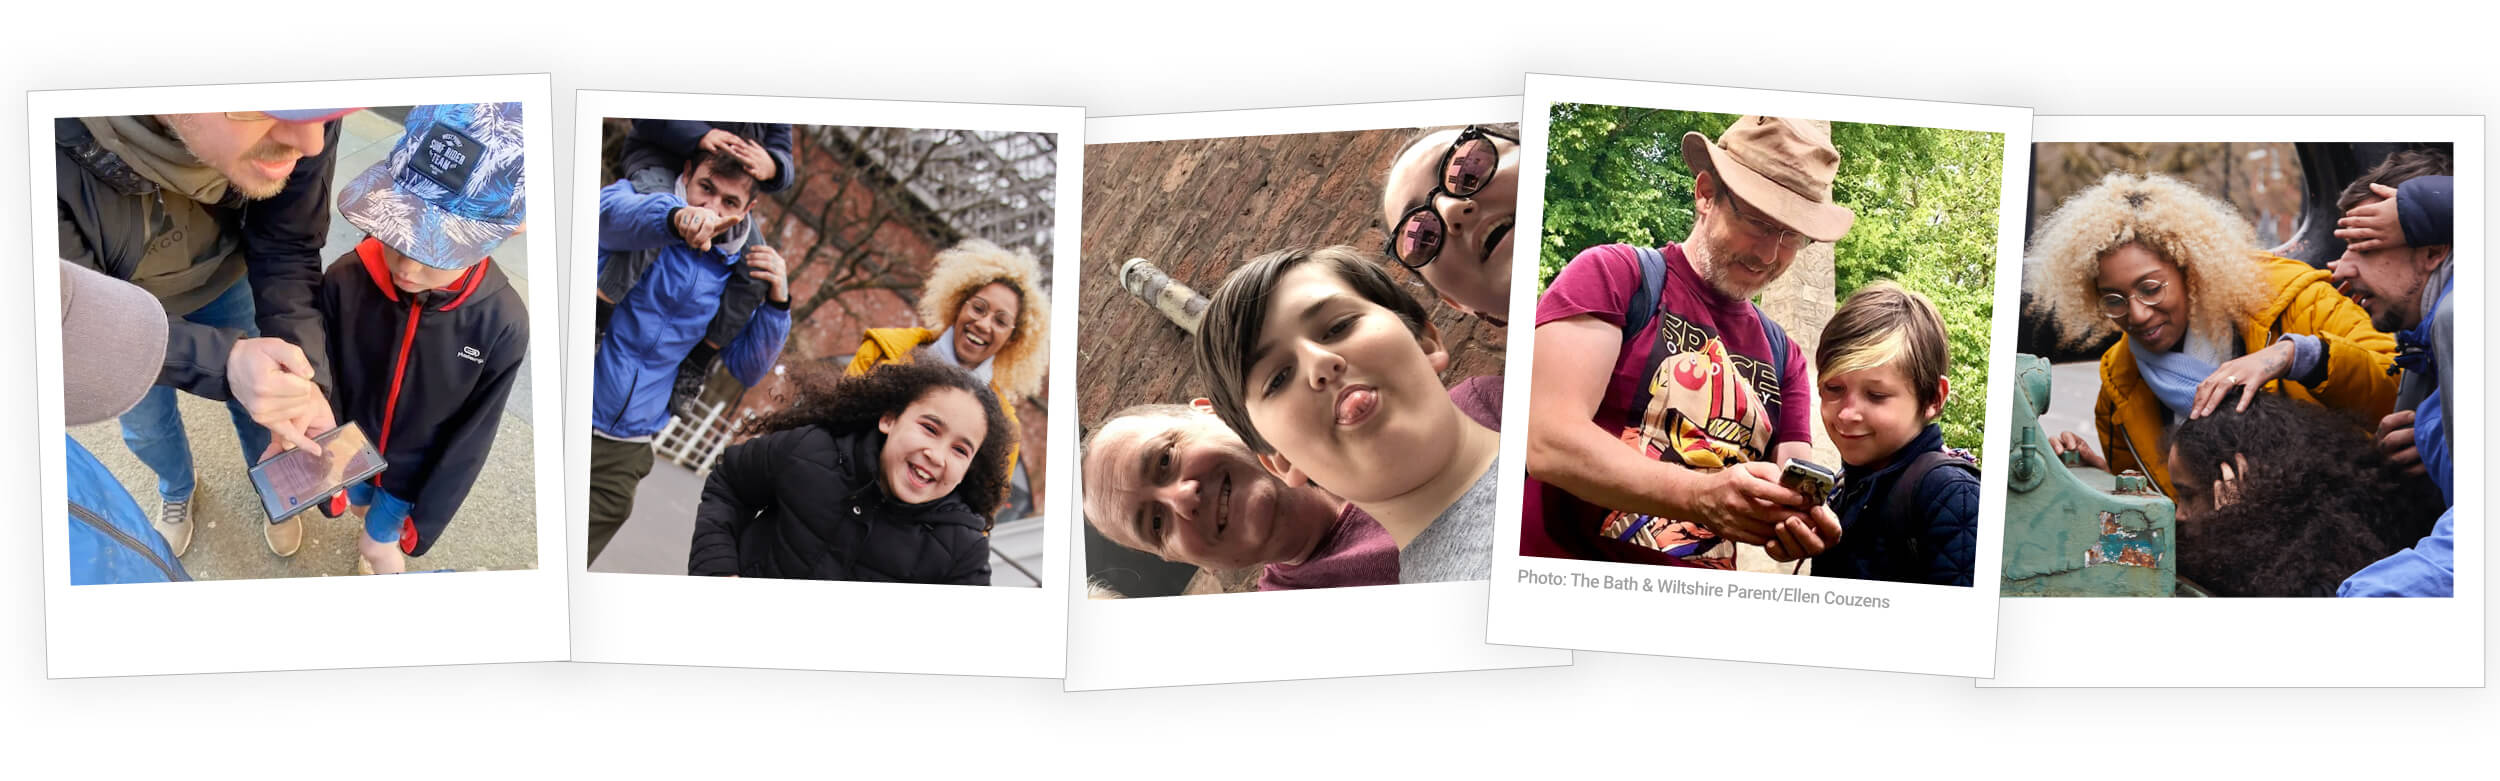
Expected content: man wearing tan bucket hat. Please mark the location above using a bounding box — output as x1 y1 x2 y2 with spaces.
1523 115 1855 569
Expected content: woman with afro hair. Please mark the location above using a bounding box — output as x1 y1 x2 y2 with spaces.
848 239 1050 505
688 360 1015 583
2034 172 2399 498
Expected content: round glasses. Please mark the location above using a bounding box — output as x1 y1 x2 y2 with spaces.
1720 191 1816 252
1385 125 1517 270
2098 278 2171 319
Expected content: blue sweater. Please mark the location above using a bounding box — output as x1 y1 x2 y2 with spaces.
1811 424 1978 587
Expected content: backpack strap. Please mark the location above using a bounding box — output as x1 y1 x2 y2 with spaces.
1882 450 1979 555
1751 301 1790 395
1625 245 1667 344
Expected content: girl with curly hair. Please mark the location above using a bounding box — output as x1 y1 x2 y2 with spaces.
2033 172 2399 497
2167 392 2443 597
687 360 1015 584
848 238 1050 502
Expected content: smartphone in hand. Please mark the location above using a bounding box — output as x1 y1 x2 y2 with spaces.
246 423 387 522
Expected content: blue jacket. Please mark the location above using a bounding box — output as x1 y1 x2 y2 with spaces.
592 179 789 439
67 436 189 585
2341 508 2454 598
1812 424 1979 587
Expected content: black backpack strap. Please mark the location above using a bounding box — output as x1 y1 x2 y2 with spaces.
1882 450 1980 550
1625 245 1666 344
1753 302 1789 390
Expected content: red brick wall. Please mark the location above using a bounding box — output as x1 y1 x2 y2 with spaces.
1077 129 1507 433
647 124 1054 507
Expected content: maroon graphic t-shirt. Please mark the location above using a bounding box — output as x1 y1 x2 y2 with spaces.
1522 243 1811 566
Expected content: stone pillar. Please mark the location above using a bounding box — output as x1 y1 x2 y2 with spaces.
1759 241 1838 471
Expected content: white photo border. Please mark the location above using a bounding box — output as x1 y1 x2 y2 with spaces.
1486 75 2029 678
565 90 1077 678
29 74 569 678
1984 114 2484 687
1065 96 1572 690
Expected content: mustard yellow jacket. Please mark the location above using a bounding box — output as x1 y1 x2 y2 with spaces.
848 327 1024 493
2095 254 2398 497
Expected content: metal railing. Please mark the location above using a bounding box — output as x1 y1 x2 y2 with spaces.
655 399 750 474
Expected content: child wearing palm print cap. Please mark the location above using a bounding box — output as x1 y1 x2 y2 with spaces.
318 103 529 574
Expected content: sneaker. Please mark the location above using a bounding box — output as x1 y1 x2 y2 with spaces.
153 500 194 558
265 516 304 558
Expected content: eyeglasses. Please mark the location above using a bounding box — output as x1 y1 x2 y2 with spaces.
1384 125 1518 270
2098 278 2171 319
1719 191 1816 252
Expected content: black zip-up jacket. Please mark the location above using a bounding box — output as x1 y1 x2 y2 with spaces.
689 426 991 584
56 117 338 400
320 238 528 556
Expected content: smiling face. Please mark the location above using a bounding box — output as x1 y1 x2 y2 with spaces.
381 243 467 294
1819 362 1945 469
875 386 989 505
950 281 1021 368
1687 172 1804 301
161 113 330 200
1237 263 1452 504
1381 128 1518 322
2095 242 2190 353
1082 410 1338 571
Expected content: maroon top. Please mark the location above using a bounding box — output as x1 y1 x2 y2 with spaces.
1522 243 1810 564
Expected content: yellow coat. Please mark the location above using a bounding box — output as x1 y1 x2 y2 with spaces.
2095 254 2398 497
848 327 1024 492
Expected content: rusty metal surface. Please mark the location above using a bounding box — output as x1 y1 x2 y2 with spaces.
2001 354 2181 597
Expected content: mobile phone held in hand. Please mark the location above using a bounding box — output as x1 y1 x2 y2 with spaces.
246 423 388 523
1779 457 1837 508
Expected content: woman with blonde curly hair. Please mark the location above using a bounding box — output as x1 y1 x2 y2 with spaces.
2035 172 2398 497
847 238 1050 497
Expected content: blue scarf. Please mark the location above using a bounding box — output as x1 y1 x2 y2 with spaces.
2128 329 2224 421
926 325 996 384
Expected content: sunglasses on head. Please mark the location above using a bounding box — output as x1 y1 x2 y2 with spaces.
1384 125 1517 271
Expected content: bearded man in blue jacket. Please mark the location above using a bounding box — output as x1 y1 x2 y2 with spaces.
587 148 792 564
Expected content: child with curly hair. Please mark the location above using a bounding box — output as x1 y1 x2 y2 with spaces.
2168 392 2444 597
688 360 1014 584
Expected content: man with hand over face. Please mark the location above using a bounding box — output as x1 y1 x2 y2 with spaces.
589 148 792 564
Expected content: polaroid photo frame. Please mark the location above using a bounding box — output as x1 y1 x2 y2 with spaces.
1486 75 2030 678
30 74 567 677
566 91 1078 678
1065 97 1571 690
1984 115 2483 687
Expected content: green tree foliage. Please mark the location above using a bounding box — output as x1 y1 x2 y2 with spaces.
1539 103 2005 452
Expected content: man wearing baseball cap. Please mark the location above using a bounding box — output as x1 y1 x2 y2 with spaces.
320 103 529 575
1524 116 1853 568
60 260 191 584
56 107 354 559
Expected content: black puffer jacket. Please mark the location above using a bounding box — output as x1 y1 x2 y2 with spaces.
1812 424 1979 587
688 426 991 584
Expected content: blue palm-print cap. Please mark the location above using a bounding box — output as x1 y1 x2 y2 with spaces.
337 103 526 270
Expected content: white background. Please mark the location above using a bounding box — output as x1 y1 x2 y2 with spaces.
1070 97 1567 690
27 75 571 677
1489 76 2027 678
2 1 2491 775
1987 115 2484 687
566 91 1078 679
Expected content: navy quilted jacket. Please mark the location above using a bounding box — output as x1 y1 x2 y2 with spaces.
688 426 991 584
1811 425 1978 587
